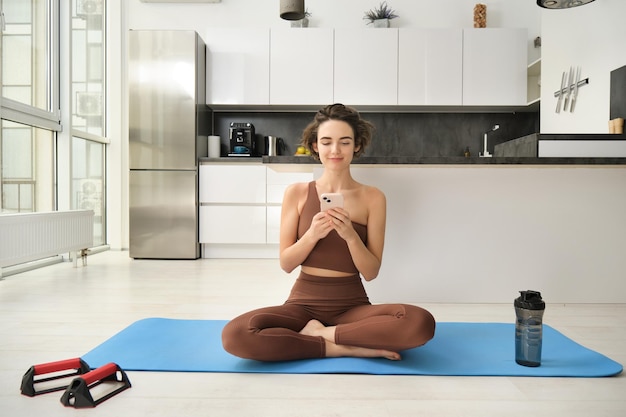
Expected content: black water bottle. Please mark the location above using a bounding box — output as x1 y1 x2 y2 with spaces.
514 290 546 367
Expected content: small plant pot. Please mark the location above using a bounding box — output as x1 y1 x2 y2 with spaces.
291 17 309 28
373 18 390 28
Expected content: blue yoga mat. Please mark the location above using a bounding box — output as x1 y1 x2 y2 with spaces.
82 318 622 377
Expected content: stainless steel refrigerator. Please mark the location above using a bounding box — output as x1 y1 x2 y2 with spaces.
128 30 207 259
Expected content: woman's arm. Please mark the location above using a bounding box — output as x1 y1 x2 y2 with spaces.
279 183 334 273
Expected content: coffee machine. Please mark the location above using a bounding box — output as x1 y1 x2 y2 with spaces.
229 122 256 156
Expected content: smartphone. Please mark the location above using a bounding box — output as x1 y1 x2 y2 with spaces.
320 193 344 211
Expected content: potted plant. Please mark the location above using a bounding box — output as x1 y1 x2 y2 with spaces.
291 9 312 28
363 2 398 28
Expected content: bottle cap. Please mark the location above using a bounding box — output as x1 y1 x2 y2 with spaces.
514 290 545 310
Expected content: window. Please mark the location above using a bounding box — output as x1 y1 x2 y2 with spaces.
1 0 58 214
1 0 107 247
70 0 107 245
1 120 55 213
1 0 54 113
72 136 105 246
71 0 105 137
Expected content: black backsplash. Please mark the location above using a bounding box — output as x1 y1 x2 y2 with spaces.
212 110 539 158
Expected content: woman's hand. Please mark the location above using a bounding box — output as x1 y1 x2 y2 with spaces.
324 207 358 243
307 211 336 241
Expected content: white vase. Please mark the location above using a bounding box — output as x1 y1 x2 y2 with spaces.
373 19 390 28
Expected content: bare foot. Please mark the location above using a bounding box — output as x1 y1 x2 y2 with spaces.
299 319 327 337
326 342 401 361
300 319 401 361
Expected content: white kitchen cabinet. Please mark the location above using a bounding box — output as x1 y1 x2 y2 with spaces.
462 28 527 106
398 29 426 106
204 28 270 105
200 205 266 244
199 164 314 246
266 169 314 243
199 164 266 204
398 28 463 106
266 169 313 204
199 164 266 244
270 28 334 105
266 206 282 244
334 29 398 106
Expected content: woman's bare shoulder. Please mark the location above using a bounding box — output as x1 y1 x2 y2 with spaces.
284 181 312 203
362 184 386 204
283 182 312 215
285 181 310 196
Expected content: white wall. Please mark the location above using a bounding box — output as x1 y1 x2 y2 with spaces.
125 0 541 62
540 1 626 133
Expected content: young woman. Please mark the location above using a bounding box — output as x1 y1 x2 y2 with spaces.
222 104 435 361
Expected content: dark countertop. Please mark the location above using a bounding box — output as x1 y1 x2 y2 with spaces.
199 155 626 165
263 156 626 165
538 133 626 140
200 157 264 163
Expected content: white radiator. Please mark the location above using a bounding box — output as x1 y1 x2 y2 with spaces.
0 210 94 269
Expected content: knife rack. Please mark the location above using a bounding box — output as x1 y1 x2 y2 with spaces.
554 66 589 113
554 78 589 98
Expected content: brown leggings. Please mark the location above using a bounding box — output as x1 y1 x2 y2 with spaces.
221 272 436 362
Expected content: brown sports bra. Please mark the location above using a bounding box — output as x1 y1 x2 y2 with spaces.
298 181 367 274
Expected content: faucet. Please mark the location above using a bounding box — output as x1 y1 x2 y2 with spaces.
480 124 499 157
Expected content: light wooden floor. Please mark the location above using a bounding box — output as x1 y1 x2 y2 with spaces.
1 250 624 416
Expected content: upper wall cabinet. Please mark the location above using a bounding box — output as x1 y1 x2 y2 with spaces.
205 28 270 105
204 27 528 109
334 29 399 106
270 29 334 105
399 28 463 106
462 28 527 106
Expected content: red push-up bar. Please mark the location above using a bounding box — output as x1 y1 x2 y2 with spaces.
60 362 131 408
20 357 91 397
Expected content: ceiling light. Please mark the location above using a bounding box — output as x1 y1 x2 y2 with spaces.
537 0 596 9
280 0 305 21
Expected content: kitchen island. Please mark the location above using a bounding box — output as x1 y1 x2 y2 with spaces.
199 158 626 304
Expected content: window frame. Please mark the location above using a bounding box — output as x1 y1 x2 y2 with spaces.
1 0 61 130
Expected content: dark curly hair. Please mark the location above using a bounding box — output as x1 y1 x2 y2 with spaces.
300 103 375 160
